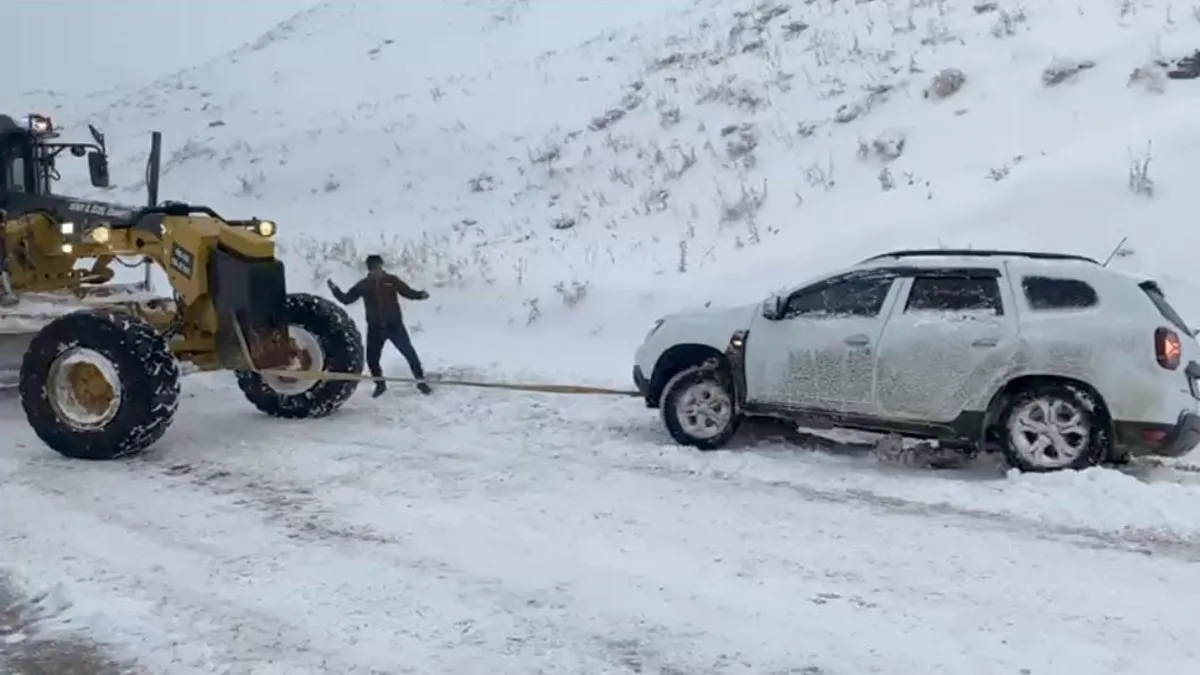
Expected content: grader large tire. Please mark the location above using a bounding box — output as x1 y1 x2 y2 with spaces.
19 310 181 460
235 293 364 418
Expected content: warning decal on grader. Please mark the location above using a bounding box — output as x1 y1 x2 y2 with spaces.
170 243 194 278
67 200 134 219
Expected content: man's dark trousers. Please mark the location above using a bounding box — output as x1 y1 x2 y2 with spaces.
366 321 425 381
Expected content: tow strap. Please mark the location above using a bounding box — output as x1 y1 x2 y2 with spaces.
256 367 641 397
230 320 639 398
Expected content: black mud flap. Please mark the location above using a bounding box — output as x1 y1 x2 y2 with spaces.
210 245 289 369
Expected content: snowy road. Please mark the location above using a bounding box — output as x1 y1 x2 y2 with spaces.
3 375 1200 674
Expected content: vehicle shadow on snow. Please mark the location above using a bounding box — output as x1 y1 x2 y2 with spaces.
616 412 1008 476
737 421 1028 481
623 414 1200 486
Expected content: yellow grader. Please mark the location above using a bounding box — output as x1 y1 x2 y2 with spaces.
0 113 365 460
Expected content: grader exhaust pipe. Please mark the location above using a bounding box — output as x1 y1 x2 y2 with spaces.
140 131 162 291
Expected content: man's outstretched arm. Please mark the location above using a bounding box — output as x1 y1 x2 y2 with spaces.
389 274 429 300
328 278 364 304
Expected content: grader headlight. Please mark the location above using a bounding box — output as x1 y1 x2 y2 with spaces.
255 220 276 237
87 225 111 244
61 243 73 254
59 221 75 236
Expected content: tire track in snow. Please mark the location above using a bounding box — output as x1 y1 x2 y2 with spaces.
115 383 1200 573
119 393 1200 674
3 453 771 675
124 461 797 675
150 378 1200 563
299 418 1200 562
0 571 145 675
7 378 1200 564
333 386 1200 561
6 382 1200 673
0 480 417 674
595 424 1200 562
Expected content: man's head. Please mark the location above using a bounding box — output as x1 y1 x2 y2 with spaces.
365 254 384 276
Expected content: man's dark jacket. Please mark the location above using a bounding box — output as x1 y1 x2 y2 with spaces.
331 273 424 326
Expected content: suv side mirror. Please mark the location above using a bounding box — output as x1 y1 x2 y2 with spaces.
87 151 110 188
762 294 784 320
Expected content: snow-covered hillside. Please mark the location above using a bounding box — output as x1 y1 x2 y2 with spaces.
9 0 317 92
21 0 1200 376
6 1 1200 673
23 0 1200 286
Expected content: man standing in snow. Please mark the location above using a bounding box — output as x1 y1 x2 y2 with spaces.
327 254 433 398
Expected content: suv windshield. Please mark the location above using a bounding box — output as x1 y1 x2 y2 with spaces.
1140 281 1193 335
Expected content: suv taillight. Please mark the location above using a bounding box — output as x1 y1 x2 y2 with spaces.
1156 327 1182 370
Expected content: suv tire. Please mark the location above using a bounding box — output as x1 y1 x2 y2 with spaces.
997 383 1106 472
660 364 740 450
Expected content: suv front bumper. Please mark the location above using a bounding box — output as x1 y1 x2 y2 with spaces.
1114 411 1200 458
633 366 653 407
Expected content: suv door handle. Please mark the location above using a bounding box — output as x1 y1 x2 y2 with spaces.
971 337 999 348
844 334 870 346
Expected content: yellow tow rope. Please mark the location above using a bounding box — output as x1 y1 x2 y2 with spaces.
256 367 641 397
230 320 639 397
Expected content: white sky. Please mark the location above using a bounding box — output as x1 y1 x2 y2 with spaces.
11 0 318 92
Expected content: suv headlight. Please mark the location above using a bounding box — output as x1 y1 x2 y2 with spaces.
645 318 664 341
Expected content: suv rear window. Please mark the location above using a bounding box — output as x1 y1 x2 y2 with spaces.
1021 276 1098 310
1140 281 1193 335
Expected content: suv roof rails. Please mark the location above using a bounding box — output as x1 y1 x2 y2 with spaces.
860 249 1101 265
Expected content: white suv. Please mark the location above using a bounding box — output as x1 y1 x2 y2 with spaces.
633 249 1200 472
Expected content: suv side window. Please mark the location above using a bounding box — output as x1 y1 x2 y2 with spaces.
905 275 1004 315
786 277 894 319
1021 276 1098 310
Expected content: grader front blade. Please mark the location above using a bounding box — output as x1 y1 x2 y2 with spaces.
0 285 173 383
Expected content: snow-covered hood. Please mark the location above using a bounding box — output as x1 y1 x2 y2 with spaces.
661 303 758 327
651 302 759 349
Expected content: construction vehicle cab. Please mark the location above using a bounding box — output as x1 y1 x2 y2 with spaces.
0 112 110 198
0 113 140 294
0 112 366 461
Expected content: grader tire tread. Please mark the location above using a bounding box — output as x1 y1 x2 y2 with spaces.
19 310 181 460
236 293 364 419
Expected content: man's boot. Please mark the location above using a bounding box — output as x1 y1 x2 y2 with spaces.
372 380 387 398
416 380 432 395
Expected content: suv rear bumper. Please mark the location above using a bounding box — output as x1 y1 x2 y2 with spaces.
1114 411 1200 458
